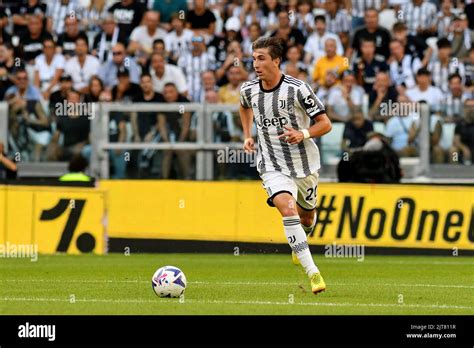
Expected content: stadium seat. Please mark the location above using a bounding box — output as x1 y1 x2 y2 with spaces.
440 123 456 150
321 122 344 164
373 122 385 134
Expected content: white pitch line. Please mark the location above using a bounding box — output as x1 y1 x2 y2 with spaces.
0 297 473 310
1 279 474 289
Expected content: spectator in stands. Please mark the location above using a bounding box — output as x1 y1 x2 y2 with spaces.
406 68 444 113
465 47 474 94
34 38 65 100
437 0 454 38
242 22 261 58
57 16 87 59
401 0 437 39
448 15 474 61
64 36 100 93
260 0 283 34
0 43 16 100
178 35 216 101
349 0 387 30
21 14 53 65
149 53 187 96
131 72 163 143
349 8 391 60
5 69 49 162
392 22 429 64
84 76 105 103
369 71 399 121
327 70 364 122
99 42 140 90
0 142 17 180
111 67 141 102
281 45 306 76
164 13 193 65
49 74 73 119
215 40 249 82
208 17 243 71
218 65 243 104
316 70 338 104
384 95 419 157
353 38 389 93
82 0 109 35
324 0 351 49
201 70 218 97
47 89 91 161
450 100 474 165
388 39 422 91
442 73 468 122
341 108 374 152
151 0 187 26
428 38 465 93
108 110 128 179
270 9 305 58
129 11 167 57
0 7 9 45
12 0 47 37
303 15 343 68
47 0 83 35
186 0 217 38
293 0 314 37
108 0 146 40
312 38 348 87
157 82 191 179
92 15 125 64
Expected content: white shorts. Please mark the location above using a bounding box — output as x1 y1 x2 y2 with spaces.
261 171 319 211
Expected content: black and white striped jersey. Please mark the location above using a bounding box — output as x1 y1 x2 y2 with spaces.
401 1 437 36
240 74 326 178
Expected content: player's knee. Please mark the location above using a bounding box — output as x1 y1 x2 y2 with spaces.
300 211 315 226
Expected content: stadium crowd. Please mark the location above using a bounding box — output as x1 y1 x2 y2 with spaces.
1 0 474 179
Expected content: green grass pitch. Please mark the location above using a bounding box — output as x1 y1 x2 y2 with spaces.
1 253 473 315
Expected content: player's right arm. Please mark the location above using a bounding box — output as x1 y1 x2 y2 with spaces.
239 84 255 153
240 104 255 153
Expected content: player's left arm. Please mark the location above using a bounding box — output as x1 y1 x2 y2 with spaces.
278 83 332 145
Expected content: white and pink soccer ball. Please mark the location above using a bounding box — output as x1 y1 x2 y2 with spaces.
152 266 187 298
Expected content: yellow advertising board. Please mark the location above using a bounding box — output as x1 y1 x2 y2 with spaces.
101 181 474 250
0 185 106 254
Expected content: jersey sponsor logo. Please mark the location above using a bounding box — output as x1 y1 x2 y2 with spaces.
304 96 315 107
255 116 289 129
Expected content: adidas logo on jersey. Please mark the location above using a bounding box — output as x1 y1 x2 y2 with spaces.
255 116 289 128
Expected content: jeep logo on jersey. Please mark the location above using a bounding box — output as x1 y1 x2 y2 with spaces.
256 116 289 128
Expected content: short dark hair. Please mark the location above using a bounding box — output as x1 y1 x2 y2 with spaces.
448 73 462 82
141 72 152 80
437 37 451 49
416 67 431 76
392 22 407 32
164 82 177 90
252 36 284 60
314 15 326 24
68 154 88 173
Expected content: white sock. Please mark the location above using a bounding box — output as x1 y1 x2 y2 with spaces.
301 213 317 235
283 215 319 278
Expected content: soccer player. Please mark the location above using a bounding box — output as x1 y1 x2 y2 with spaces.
239 37 332 294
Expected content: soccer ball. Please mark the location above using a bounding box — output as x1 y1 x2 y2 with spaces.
152 266 187 298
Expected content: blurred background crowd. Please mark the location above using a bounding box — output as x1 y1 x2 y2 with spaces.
1 0 473 180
